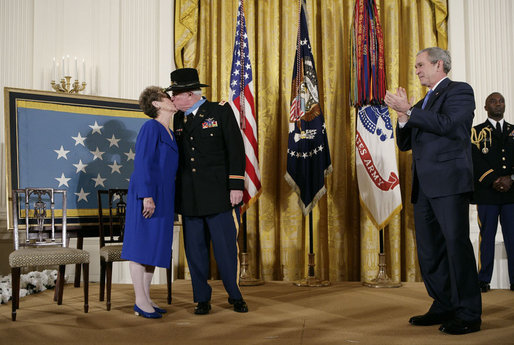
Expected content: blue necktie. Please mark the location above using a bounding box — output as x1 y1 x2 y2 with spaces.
421 89 433 109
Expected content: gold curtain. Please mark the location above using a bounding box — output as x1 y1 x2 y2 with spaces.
174 0 447 282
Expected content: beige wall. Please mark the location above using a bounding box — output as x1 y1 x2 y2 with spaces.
0 0 175 280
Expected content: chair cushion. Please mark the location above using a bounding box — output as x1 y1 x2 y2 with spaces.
100 245 125 262
9 247 90 267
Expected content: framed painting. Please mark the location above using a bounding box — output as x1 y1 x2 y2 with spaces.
4 88 148 232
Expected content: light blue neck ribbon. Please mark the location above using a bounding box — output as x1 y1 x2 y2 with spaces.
184 97 207 116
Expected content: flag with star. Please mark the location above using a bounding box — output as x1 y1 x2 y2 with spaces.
351 0 402 229
285 0 332 215
14 100 146 218
228 0 262 213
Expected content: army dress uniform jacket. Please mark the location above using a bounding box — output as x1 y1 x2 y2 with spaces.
173 100 245 217
471 120 514 205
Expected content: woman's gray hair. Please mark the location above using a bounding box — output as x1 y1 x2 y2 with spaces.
418 47 451 74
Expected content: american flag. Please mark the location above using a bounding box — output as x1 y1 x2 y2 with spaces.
229 0 262 212
285 0 332 215
15 101 147 217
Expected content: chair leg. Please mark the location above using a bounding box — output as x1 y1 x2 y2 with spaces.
54 271 59 302
106 261 112 311
83 263 89 313
57 265 65 305
11 267 20 321
74 236 84 287
166 267 172 304
99 260 106 301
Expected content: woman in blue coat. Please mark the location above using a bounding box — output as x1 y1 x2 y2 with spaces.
121 86 178 318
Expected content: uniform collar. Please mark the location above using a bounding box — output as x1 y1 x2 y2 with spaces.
487 117 504 129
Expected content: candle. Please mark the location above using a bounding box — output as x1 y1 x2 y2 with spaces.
74 57 78 80
62 56 65 78
82 59 85 83
52 57 56 81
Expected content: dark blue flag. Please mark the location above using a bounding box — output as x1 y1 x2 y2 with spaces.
285 0 332 215
16 101 147 216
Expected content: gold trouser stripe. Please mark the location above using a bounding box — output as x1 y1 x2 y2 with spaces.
232 209 242 291
479 169 494 182
477 208 483 272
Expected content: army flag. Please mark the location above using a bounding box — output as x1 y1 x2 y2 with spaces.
229 0 262 212
285 0 332 215
351 0 402 229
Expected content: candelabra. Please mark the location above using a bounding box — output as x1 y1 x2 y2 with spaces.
51 55 86 94
51 76 86 94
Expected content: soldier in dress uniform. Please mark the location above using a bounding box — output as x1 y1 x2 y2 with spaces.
471 92 514 292
166 68 248 314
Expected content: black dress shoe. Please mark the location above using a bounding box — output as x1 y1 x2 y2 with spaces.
228 298 248 313
194 302 211 315
409 311 453 326
479 281 490 292
439 318 481 335
510 284 514 291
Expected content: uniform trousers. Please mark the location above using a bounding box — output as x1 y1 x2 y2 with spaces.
183 208 242 303
477 203 514 284
413 183 482 321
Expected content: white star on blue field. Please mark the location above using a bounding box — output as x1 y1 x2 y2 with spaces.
17 107 147 210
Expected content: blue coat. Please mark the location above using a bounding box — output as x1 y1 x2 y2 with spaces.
121 119 178 268
397 78 475 202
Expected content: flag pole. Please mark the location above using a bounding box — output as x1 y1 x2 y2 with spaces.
363 227 401 288
234 0 263 286
239 211 264 286
294 210 330 287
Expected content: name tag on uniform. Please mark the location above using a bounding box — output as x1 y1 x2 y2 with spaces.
202 118 218 129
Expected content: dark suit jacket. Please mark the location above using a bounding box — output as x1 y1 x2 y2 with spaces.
471 119 514 204
396 78 475 202
173 100 245 217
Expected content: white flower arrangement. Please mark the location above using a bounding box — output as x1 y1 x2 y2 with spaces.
0 270 60 304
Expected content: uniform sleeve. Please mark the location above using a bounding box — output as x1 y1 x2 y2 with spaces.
133 121 159 198
221 103 245 190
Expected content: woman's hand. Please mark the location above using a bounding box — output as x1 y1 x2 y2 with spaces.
142 197 155 218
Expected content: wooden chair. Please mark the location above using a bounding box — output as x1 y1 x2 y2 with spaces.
8 188 89 321
97 189 172 310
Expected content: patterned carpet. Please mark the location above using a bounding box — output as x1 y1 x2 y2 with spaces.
1 280 513 345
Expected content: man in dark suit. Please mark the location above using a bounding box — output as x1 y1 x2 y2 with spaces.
385 47 482 335
166 68 248 314
471 92 514 293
